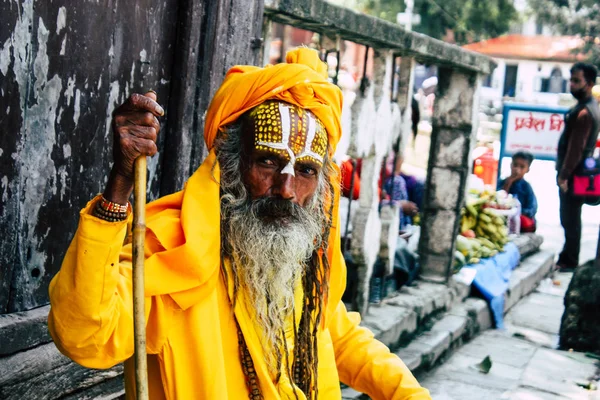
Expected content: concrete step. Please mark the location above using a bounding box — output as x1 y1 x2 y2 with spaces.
341 248 555 400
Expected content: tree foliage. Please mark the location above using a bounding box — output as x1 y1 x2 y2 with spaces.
356 0 518 44
527 0 600 66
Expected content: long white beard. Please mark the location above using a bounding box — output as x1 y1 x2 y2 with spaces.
224 197 323 373
215 124 329 375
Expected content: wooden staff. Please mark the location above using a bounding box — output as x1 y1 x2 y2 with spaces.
133 153 149 399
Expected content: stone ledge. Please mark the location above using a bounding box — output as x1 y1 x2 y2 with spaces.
353 252 553 385
361 279 470 349
395 298 489 372
263 0 496 74
505 250 555 312
391 250 553 375
0 305 52 356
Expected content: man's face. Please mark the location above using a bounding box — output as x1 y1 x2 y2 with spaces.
570 70 592 100
510 157 530 180
241 101 328 208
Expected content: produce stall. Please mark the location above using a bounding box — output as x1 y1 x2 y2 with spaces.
453 189 521 328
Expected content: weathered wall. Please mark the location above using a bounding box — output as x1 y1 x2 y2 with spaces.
0 0 263 397
0 0 264 315
0 0 179 314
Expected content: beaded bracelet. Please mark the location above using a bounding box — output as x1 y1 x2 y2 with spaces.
92 196 130 222
99 196 129 213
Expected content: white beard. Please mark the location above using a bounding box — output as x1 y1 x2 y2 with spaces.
224 198 323 373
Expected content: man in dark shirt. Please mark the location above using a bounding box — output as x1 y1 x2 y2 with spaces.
498 151 538 232
556 62 600 270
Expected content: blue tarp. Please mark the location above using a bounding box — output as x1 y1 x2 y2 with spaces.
464 242 520 329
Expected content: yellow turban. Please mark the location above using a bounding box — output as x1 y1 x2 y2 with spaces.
204 48 343 152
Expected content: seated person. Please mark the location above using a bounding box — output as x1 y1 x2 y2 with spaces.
382 155 422 230
497 151 538 233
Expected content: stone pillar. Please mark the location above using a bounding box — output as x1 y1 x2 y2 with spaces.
350 50 397 314
418 67 481 283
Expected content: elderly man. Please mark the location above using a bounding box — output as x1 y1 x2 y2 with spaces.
48 48 430 399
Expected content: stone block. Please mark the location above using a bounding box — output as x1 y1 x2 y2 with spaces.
362 304 417 348
433 68 478 129
430 128 470 168
395 349 423 371
431 314 468 342
420 378 507 400
388 282 450 320
418 253 451 283
428 168 462 210
420 210 457 255
507 292 563 335
512 233 544 257
463 298 493 332
408 330 452 367
505 251 554 312
501 387 564 400
0 305 51 356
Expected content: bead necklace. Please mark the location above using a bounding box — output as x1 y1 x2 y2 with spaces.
237 322 264 400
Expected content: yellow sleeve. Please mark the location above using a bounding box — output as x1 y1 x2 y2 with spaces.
329 301 431 400
48 197 163 369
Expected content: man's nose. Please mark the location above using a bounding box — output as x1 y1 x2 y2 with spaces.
274 172 296 200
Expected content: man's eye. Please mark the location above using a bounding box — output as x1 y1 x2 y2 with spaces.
298 165 318 176
258 157 276 166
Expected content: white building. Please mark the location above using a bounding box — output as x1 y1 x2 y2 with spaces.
464 35 584 108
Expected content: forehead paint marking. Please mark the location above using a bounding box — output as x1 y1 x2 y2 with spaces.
257 103 296 176
296 114 324 164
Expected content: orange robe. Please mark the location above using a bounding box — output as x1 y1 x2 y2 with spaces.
48 151 430 399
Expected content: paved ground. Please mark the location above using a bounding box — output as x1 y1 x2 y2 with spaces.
417 271 600 399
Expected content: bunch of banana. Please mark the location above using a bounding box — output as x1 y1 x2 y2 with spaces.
474 208 509 251
460 209 478 234
460 196 489 234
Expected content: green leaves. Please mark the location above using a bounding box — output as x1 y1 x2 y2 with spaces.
472 355 493 374
528 0 600 66
355 0 518 44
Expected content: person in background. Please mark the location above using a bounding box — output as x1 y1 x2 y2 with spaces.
383 155 422 230
556 62 600 270
497 151 538 233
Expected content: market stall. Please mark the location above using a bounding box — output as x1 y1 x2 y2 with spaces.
453 188 522 328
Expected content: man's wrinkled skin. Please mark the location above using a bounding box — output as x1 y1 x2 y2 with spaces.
104 92 163 205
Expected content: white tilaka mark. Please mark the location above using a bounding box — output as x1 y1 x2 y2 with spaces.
296 115 324 163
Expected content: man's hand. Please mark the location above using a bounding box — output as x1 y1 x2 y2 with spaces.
558 177 569 193
104 92 164 204
400 200 419 217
